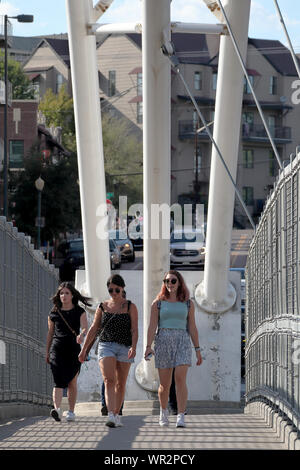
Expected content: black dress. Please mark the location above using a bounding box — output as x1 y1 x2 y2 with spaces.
49 306 84 388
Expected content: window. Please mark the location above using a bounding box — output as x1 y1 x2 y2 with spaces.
194 71 202 91
212 72 218 90
56 73 64 94
243 149 254 168
242 112 254 136
244 75 254 94
192 111 198 131
194 147 202 174
137 102 143 124
31 81 40 99
242 186 254 206
137 72 142 96
268 115 276 137
108 70 116 97
270 76 277 95
269 151 276 176
9 140 24 169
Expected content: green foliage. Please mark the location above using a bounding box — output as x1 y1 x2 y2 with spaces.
11 143 81 243
0 50 35 99
38 85 76 152
38 88 143 207
102 113 143 207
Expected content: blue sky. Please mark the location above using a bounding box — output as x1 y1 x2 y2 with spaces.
0 0 299 52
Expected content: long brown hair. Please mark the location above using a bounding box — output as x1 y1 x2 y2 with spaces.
155 270 190 302
51 282 91 311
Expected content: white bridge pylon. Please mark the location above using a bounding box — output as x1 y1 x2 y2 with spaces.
65 0 251 392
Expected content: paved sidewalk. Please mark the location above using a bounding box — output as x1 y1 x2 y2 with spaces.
0 411 288 450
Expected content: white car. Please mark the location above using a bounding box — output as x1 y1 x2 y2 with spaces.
170 229 206 268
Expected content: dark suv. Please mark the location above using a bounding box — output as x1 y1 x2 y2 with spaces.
58 239 85 281
58 238 121 281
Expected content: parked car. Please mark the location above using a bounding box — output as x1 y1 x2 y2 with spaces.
170 228 206 268
109 238 122 270
58 238 85 281
58 237 121 281
109 230 135 262
128 220 143 249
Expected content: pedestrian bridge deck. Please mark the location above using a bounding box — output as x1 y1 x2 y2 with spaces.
0 404 292 450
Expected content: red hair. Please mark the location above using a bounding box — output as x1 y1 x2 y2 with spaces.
155 270 190 302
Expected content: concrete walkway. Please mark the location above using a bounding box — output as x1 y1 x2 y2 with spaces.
0 405 289 450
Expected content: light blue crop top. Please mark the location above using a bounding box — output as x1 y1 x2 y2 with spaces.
158 300 189 330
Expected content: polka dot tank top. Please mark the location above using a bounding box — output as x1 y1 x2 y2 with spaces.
98 301 132 347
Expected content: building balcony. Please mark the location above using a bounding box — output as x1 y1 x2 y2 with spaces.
179 120 292 145
178 120 213 140
242 124 292 143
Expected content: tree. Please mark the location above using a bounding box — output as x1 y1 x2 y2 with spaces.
38 85 76 152
11 143 81 245
102 113 143 208
39 89 143 207
0 50 35 99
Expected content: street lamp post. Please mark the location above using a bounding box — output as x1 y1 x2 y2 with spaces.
3 14 34 218
35 176 44 250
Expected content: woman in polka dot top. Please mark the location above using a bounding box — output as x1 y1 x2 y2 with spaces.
79 274 138 428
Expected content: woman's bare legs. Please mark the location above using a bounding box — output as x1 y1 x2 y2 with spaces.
157 368 173 409
114 361 131 415
53 387 63 410
99 357 117 412
174 365 189 414
67 373 79 412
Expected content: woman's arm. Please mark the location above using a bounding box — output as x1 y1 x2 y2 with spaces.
78 307 102 362
46 316 54 363
77 311 89 344
144 301 159 359
187 301 203 366
128 303 138 359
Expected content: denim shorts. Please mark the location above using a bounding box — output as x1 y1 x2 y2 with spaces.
97 341 134 363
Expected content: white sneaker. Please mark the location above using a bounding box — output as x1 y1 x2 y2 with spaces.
105 412 116 428
159 408 169 427
66 410 76 422
115 415 123 427
50 407 61 422
176 413 186 428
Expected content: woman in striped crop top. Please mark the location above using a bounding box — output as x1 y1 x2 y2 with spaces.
144 270 202 429
79 274 138 428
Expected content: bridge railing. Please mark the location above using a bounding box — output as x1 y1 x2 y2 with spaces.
0 218 59 416
245 151 300 432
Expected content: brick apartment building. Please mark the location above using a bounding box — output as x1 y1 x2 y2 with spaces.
0 99 69 213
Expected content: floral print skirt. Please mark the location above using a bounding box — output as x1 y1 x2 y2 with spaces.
154 328 192 369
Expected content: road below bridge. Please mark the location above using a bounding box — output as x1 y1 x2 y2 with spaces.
122 230 254 271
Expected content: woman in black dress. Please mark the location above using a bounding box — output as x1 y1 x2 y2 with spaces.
46 282 90 422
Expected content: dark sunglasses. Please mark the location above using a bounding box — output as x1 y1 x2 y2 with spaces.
108 287 121 294
163 278 178 285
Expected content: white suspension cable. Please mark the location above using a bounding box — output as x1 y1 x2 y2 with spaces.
273 0 300 79
216 0 283 171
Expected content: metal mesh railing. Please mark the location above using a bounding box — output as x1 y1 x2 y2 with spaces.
245 151 300 432
0 217 59 409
